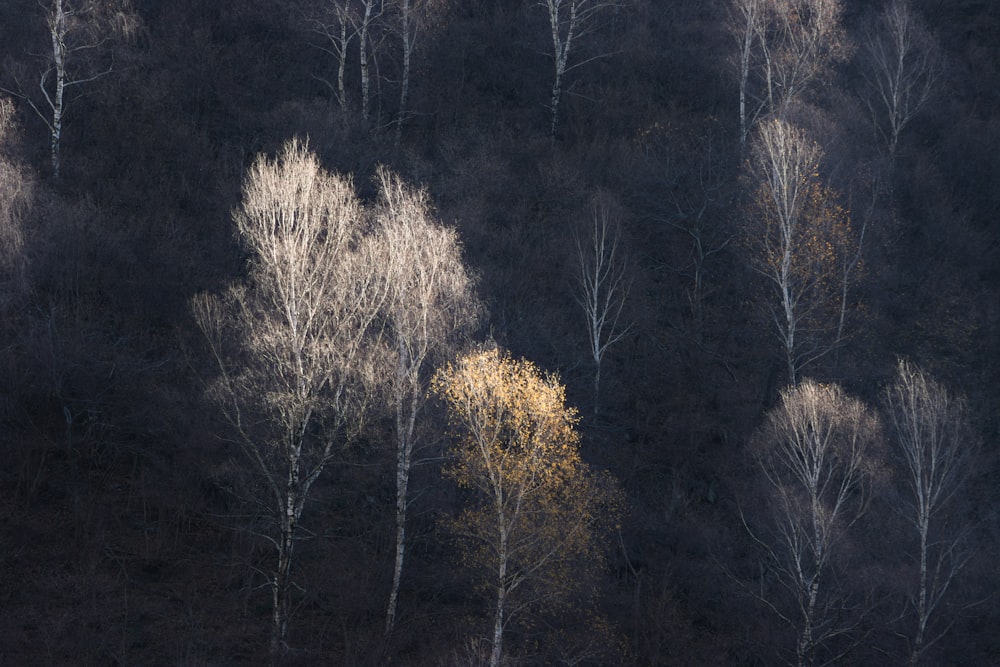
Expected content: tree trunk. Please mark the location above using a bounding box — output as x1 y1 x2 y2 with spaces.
49 0 67 179
395 0 413 146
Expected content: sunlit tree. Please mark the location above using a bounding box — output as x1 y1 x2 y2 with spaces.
193 140 390 663
883 359 976 665
744 119 860 385
432 346 621 667
374 166 481 638
747 380 882 666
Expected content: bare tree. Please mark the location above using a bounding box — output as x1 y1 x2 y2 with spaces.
305 0 357 113
727 0 768 153
883 359 975 665
356 0 385 124
538 0 620 138
726 0 849 146
373 166 480 639
574 192 631 416
193 140 389 662
767 0 850 117
744 118 859 386
1 0 138 178
860 0 941 158
747 380 882 666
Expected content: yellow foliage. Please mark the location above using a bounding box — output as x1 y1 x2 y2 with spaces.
432 346 622 616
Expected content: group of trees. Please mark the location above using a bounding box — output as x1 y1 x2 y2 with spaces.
0 0 996 663
745 361 976 665
193 139 619 663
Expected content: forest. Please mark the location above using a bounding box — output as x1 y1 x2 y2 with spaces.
0 0 998 664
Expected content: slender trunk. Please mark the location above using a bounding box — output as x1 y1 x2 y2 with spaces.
489 505 509 667
490 547 507 667
337 17 348 112
550 71 562 139
395 0 412 146
387 445 408 645
385 450 408 637
912 518 929 664
593 359 601 417
782 255 796 387
799 576 819 667
386 339 421 638
271 513 296 664
50 0 67 179
359 1 373 123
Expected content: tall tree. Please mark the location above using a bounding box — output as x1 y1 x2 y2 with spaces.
883 360 976 665
193 140 390 663
574 192 631 416
860 0 941 158
305 0 357 113
1 0 138 178
747 380 882 666
357 0 384 124
744 118 859 386
374 166 480 639
538 0 621 137
432 347 620 667
726 0 849 145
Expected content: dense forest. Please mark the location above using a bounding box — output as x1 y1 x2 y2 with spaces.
0 0 998 664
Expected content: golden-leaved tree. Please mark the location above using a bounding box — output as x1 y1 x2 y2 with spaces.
432 346 621 667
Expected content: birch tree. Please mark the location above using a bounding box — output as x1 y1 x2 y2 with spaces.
860 0 941 158
1 0 138 178
574 193 631 416
432 347 620 667
538 0 620 138
193 140 389 663
883 360 975 665
306 0 357 113
744 119 859 386
374 166 480 638
726 0 849 145
356 0 384 124
748 380 882 666
727 0 768 153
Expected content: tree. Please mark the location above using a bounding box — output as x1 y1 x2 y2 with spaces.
883 359 975 665
357 0 385 124
1 0 138 178
192 140 389 662
432 347 621 667
726 0 849 146
574 192 631 416
747 380 882 666
744 118 859 386
765 0 849 118
860 0 941 158
727 0 768 153
305 0 357 113
374 166 480 639
538 0 620 138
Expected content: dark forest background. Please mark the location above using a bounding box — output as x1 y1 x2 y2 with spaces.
0 0 998 664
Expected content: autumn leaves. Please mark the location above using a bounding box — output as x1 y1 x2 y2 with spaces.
194 140 618 664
